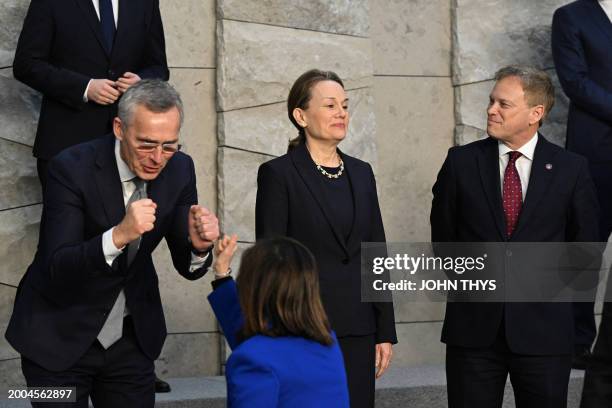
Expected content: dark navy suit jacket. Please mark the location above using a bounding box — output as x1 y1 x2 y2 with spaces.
208 279 350 408
13 0 169 159
255 142 397 344
431 135 600 355
552 0 612 163
6 134 210 371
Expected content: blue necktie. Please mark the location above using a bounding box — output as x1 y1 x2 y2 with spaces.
99 0 116 53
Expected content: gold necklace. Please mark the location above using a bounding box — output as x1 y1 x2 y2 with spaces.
316 159 344 179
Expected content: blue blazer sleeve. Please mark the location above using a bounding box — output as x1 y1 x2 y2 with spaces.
207 279 244 350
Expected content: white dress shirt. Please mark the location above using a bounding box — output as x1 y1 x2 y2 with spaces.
498 132 538 201
599 0 612 22
102 140 209 271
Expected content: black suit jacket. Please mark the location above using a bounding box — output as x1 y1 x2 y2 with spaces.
5 135 210 371
13 0 169 160
255 142 397 344
552 0 612 163
431 135 599 355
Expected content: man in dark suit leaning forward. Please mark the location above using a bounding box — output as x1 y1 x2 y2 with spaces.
431 66 600 408
5 79 219 407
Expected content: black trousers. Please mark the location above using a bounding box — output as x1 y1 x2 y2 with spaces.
581 302 612 407
21 317 155 408
446 327 572 408
337 334 376 408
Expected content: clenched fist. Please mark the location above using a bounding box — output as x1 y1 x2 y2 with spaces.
112 199 157 248
189 205 219 252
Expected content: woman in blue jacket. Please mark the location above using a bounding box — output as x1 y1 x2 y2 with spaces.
207 235 350 408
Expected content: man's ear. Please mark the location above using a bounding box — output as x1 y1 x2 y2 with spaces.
529 105 545 126
113 117 124 140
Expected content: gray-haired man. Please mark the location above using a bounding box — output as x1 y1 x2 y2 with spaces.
6 80 218 407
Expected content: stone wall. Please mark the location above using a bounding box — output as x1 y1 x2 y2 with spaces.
372 0 454 366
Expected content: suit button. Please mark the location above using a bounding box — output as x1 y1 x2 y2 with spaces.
506 250 512 257
342 259 349 265
107 70 116 78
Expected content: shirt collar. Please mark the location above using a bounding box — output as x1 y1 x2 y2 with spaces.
114 139 137 182
497 132 538 161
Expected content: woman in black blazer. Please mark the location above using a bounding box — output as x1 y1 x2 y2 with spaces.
255 69 397 408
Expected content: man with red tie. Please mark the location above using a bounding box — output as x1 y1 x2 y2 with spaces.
431 66 600 407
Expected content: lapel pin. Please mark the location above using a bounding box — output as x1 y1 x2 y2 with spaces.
545 163 553 170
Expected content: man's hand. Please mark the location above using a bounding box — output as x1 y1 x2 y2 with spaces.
112 199 157 248
189 205 219 252
116 72 141 93
87 79 120 105
375 342 393 379
213 234 238 276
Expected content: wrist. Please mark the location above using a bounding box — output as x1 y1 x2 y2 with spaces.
112 225 128 249
213 266 232 279
189 236 213 256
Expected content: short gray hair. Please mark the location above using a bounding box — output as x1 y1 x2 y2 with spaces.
118 79 184 129
494 65 555 125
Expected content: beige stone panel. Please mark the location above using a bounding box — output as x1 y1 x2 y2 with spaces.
160 0 215 68
0 358 25 393
218 148 274 243
217 19 374 111
391 286 446 324
0 138 40 210
154 240 218 333
218 0 369 37
0 69 40 147
453 0 568 84
0 205 41 286
0 285 18 360
454 124 487 146
454 79 492 131
155 332 220 377
219 88 377 166
0 0 29 67
374 76 454 242
169 69 217 213
372 0 451 76
392 321 445 366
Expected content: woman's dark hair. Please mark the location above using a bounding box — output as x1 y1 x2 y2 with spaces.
287 69 344 151
236 237 333 346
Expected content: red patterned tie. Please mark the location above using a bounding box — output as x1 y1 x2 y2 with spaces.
503 151 523 238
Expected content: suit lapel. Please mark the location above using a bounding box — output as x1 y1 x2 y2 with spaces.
94 135 125 227
512 136 557 238
75 0 111 58
290 143 349 255
110 0 132 61
585 0 612 45
477 138 506 240
341 153 362 252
